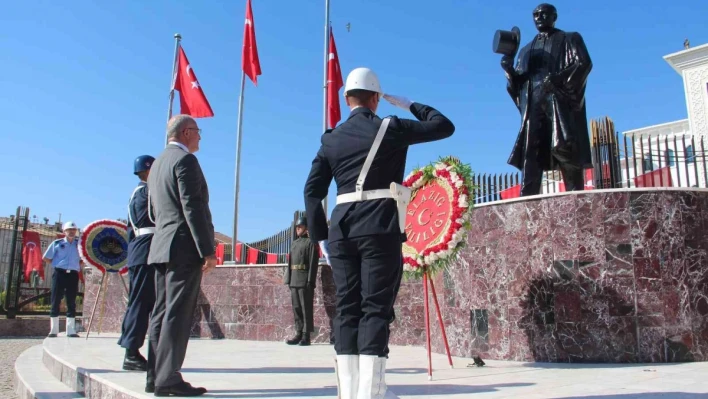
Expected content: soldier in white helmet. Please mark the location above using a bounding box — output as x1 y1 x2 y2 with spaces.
42 221 84 338
303 67 455 399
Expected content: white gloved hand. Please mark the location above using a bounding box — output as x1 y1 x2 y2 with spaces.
383 94 413 111
319 240 331 265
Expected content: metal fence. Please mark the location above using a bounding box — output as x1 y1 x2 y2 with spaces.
0 207 85 317
471 121 707 204
223 210 305 264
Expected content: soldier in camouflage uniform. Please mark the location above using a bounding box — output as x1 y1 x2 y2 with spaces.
284 216 320 346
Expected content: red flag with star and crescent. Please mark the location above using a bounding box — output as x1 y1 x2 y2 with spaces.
173 46 214 118
242 0 262 85
22 231 44 283
327 27 343 128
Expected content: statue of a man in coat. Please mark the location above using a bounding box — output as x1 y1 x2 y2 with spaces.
500 3 593 196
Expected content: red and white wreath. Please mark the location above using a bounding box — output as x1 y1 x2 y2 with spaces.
401 156 474 279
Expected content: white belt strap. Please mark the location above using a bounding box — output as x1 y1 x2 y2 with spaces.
135 227 155 236
336 189 393 204
127 185 143 234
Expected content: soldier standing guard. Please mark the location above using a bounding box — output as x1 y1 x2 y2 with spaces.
117 155 156 372
284 216 320 346
303 67 455 399
43 221 83 338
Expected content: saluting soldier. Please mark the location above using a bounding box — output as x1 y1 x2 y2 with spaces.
284 216 320 346
303 67 455 399
117 155 156 372
43 221 83 338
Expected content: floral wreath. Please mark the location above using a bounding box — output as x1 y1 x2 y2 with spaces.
401 156 475 280
78 219 129 275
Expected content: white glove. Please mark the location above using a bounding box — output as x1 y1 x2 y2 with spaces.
318 240 331 265
383 94 413 111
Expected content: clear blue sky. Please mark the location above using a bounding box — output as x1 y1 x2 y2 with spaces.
1 1 706 243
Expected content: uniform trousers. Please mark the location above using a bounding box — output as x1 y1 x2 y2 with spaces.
146 262 202 387
118 264 156 351
329 233 402 356
290 287 314 333
50 269 79 318
521 82 584 196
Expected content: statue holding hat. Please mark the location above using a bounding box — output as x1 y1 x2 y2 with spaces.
495 3 593 196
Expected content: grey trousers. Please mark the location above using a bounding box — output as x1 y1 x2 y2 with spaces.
146 262 202 387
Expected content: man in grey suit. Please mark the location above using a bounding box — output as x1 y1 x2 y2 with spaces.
145 114 217 396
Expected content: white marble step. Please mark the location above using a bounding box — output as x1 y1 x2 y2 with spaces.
14 344 83 399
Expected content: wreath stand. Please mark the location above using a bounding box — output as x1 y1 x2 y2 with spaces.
85 271 129 339
422 270 454 380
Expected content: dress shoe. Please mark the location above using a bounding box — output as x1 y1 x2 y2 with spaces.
299 336 311 346
123 352 147 371
286 333 302 345
47 333 57 338
145 380 155 393
154 381 207 397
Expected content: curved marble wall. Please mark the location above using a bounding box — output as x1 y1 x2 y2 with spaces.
83 188 708 363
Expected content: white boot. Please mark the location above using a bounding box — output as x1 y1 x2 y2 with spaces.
335 355 359 399
66 317 78 337
48 317 59 337
357 355 398 399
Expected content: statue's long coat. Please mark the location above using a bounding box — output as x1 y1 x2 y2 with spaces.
506 28 593 171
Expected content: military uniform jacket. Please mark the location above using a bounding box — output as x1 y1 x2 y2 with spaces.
126 182 154 267
284 236 319 288
303 104 455 243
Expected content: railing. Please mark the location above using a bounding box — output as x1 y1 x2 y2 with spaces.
221 210 305 264
471 125 707 204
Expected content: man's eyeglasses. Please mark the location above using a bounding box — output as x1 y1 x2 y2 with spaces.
185 127 202 135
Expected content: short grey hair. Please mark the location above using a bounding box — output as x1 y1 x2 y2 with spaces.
166 114 196 139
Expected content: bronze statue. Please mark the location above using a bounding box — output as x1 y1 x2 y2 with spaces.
496 3 593 196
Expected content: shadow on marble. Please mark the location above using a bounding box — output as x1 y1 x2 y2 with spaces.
517 272 695 363
205 382 534 397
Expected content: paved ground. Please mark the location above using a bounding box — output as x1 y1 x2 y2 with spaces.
0 337 43 399
40 334 708 398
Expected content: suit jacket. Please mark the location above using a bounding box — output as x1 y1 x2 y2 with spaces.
506 28 593 171
147 144 215 265
304 103 455 243
284 235 319 288
126 182 154 267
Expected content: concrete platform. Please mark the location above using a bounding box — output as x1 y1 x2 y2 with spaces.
14 333 708 398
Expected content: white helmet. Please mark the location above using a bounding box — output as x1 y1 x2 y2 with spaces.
344 67 383 96
62 221 78 231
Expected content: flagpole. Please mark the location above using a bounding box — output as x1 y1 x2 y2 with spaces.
231 71 246 262
322 0 331 217
165 33 182 146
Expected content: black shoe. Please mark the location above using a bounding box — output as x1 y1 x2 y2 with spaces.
154 381 206 397
299 336 311 346
123 354 147 371
145 380 155 393
47 333 57 338
286 334 302 345
67 333 79 338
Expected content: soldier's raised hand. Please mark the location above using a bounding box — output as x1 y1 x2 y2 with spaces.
383 94 413 111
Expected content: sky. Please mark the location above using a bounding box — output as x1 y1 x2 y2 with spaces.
1 0 707 243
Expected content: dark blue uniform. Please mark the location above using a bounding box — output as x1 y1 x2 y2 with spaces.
118 182 156 352
304 103 454 357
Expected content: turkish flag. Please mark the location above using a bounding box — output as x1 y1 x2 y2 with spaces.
266 253 277 264
215 243 225 265
242 0 262 85
247 247 259 264
327 27 343 128
22 231 44 283
234 243 243 262
174 46 214 118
